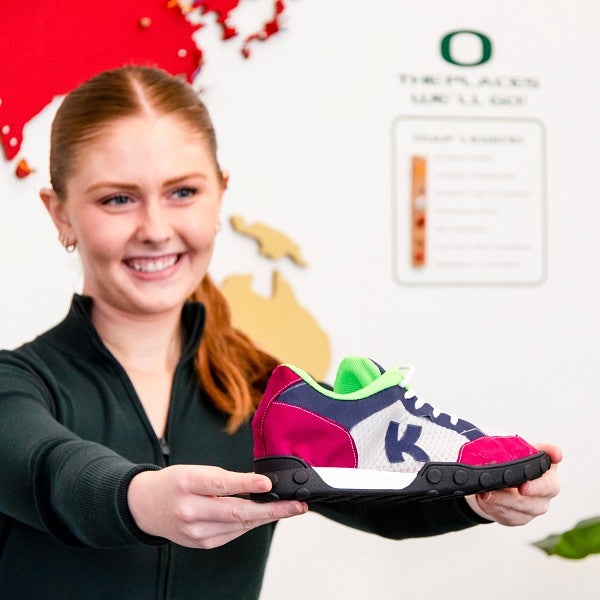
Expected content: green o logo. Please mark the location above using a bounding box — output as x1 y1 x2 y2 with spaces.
441 30 492 66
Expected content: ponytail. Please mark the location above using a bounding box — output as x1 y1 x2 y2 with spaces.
190 275 279 433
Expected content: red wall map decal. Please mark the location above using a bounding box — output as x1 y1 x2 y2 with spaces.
0 0 286 162
242 0 285 58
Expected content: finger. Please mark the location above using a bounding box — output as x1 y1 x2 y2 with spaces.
184 466 273 497
488 486 551 514
189 528 262 550
534 442 563 464
196 531 246 549
195 495 308 524
185 513 304 547
475 489 549 525
518 464 560 497
179 500 308 549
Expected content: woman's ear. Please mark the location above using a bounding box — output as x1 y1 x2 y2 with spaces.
40 187 73 239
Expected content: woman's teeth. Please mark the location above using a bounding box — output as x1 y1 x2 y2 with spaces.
127 255 178 273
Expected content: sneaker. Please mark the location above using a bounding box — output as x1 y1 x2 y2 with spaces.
252 356 551 502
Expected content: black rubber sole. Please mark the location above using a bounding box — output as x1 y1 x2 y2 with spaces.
252 451 551 503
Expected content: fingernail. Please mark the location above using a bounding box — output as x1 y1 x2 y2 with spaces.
288 501 307 515
255 476 272 492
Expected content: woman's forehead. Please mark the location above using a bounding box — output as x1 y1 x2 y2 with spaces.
65 116 217 191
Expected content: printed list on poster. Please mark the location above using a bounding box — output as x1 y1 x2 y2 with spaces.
393 117 545 284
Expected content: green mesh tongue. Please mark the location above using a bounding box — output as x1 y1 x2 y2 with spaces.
284 356 403 400
333 356 383 394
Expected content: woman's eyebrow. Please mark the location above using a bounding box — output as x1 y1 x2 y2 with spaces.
163 172 208 186
84 181 140 194
84 173 208 194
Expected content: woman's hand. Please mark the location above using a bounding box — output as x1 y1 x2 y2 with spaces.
127 465 307 548
465 443 562 526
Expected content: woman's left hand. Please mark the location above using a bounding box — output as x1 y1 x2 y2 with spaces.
465 443 562 526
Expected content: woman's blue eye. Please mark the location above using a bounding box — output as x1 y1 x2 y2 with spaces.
104 194 130 206
173 187 198 199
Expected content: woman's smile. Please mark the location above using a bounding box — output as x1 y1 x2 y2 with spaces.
124 253 183 277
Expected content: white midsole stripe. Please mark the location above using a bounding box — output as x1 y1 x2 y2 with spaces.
313 467 418 490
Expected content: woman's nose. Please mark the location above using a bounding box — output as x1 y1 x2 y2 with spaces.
136 199 172 244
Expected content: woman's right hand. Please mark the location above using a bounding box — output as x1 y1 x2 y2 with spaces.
127 465 308 549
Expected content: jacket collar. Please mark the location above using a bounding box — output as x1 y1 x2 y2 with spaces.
49 294 206 365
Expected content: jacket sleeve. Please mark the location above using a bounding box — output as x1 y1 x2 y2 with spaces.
311 497 491 539
0 358 166 548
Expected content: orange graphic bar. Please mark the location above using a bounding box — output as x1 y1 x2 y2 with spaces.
411 156 427 268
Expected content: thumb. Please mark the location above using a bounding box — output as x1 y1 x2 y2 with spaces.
534 443 562 465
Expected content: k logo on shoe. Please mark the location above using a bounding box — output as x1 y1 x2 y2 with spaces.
385 422 430 463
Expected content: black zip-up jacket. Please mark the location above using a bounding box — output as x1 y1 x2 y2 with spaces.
0 295 487 599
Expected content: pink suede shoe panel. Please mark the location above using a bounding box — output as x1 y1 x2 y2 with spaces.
458 435 538 466
260 365 303 408
252 365 302 457
257 402 357 468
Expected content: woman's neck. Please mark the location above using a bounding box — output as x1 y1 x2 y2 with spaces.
90 299 184 375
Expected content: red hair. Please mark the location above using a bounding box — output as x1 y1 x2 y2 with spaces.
191 275 279 432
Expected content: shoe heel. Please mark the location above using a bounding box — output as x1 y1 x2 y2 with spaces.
252 456 316 502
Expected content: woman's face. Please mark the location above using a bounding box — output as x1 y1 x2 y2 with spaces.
47 114 224 317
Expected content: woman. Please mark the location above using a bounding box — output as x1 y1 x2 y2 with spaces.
0 66 560 599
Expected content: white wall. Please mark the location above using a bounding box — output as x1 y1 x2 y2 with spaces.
1 2 599 598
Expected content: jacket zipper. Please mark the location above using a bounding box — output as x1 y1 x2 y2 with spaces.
157 359 183 600
157 438 171 599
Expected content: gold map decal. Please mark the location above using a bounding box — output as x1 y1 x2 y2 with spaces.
230 216 307 266
221 216 330 380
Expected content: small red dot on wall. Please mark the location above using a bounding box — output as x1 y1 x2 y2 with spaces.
15 159 34 179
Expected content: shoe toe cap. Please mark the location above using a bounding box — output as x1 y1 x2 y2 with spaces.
457 435 539 466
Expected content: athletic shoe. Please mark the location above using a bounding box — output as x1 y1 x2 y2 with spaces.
252 356 550 502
